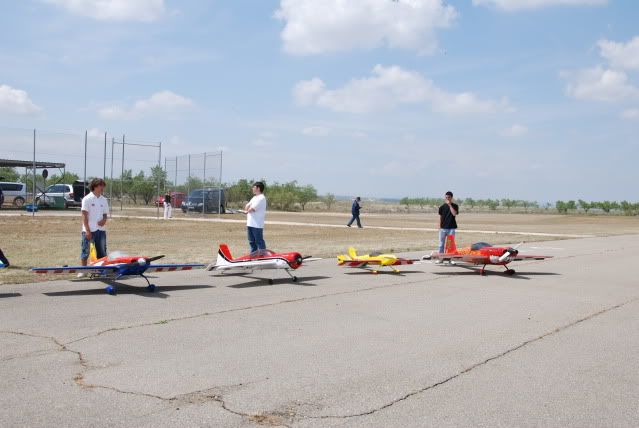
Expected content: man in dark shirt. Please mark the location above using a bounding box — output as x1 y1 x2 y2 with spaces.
347 197 362 228
437 191 459 261
163 191 172 219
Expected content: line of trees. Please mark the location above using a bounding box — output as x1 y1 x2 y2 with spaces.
556 200 639 215
400 197 540 212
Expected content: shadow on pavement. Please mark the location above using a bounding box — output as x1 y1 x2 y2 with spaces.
431 270 560 280
343 270 424 276
0 293 21 298
44 283 213 298
227 275 329 289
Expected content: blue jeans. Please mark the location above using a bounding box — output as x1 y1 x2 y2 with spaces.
81 230 107 261
247 227 266 253
347 214 362 227
438 228 455 253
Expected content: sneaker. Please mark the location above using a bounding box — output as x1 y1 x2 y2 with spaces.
77 272 87 278
346 224 351 227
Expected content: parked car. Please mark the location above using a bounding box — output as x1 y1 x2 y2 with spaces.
154 192 186 208
0 182 28 207
35 183 81 208
181 188 225 213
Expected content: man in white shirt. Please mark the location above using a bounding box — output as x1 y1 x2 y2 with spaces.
80 178 109 268
244 181 267 253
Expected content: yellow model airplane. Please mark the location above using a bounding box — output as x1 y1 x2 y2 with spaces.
337 247 416 274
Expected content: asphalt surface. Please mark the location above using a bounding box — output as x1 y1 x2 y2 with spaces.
1 235 638 427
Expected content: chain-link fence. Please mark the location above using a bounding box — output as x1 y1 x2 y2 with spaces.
0 126 162 217
164 151 224 216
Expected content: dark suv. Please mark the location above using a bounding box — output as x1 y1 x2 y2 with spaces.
181 189 225 213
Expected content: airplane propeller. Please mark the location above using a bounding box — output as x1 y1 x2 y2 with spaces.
498 243 522 262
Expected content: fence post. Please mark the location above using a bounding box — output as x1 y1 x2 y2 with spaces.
120 135 125 212
32 128 36 217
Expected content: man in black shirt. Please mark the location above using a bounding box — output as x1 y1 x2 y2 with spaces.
437 191 459 261
163 191 172 219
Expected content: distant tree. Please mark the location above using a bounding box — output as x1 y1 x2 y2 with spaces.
556 200 568 214
400 197 411 211
501 198 516 210
323 193 336 210
132 171 156 205
578 199 591 213
486 199 499 210
465 197 476 209
297 184 318 211
0 167 20 181
566 200 577 211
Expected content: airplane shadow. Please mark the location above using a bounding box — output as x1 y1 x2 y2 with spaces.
44 283 213 298
227 275 329 289
0 293 21 298
431 269 560 280
343 270 424 277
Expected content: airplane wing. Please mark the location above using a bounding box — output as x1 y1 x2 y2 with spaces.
429 253 490 264
512 255 553 261
144 263 205 273
31 265 120 274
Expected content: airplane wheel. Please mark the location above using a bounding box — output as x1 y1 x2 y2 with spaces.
268 279 274 285
505 269 516 276
292 276 298 282
105 285 116 295
147 284 157 292
372 271 379 275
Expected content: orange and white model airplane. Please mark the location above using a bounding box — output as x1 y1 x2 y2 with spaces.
423 236 552 275
337 247 416 274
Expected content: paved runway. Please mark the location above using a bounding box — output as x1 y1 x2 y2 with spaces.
1 235 638 427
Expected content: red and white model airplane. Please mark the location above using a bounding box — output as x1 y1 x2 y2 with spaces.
31 252 204 294
206 244 318 284
423 236 552 275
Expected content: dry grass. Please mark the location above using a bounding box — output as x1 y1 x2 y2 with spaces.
2 208 638 285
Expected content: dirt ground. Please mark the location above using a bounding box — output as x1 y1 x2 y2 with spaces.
2 208 639 285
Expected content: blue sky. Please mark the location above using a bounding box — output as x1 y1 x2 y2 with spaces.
1 0 638 201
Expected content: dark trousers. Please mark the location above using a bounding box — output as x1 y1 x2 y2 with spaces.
247 227 266 253
347 214 362 228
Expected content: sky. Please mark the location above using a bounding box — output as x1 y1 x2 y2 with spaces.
0 0 638 201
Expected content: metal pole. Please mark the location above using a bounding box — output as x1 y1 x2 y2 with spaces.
187 154 190 216
218 151 223 216
156 142 161 219
202 152 206 217
83 130 87 197
173 157 177 195
110 138 114 218
32 129 36 217
103 132 107 179
121 135 125 212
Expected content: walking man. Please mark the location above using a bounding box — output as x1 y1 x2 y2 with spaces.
347 197 362 228
437 191 459 263
244 181 267 253
79 178 109 275
163 191 172 219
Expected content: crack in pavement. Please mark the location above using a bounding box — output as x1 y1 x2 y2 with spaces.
298 295 639 420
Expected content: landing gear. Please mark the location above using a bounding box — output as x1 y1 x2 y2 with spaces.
479 265 487 276
141 274 157 292
504 268 516 276
105 285 116 295
284 269 299 282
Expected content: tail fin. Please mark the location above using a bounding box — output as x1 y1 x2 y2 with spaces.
348 247 358 258
218 244 233 262
444 235 457 254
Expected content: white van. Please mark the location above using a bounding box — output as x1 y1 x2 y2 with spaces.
0 182 28 207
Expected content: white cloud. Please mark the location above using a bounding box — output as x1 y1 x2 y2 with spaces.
621 109 639 120
0 84 41 115
251 138 273 148
302 126 330 137
87 128 104 138
562 67 639 102
294 65 508 114
98 90 194 120
472 0 607 11
275 0 456 55
598 36 639 71
500 124 528 137
44 0 166 22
